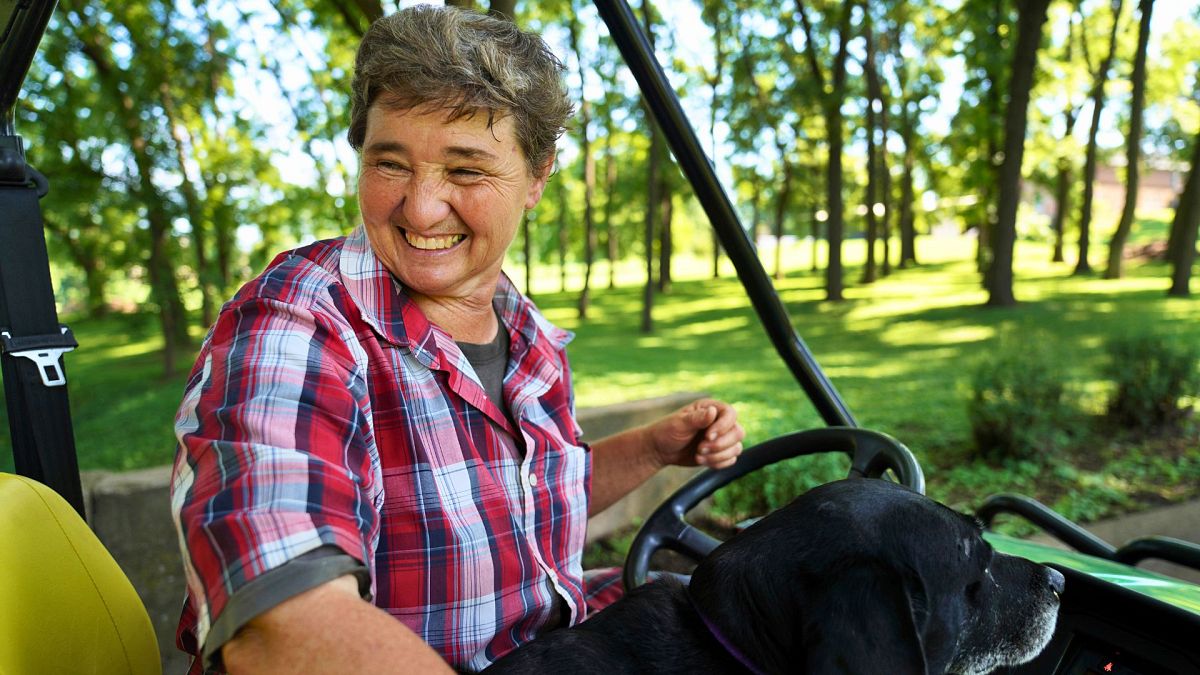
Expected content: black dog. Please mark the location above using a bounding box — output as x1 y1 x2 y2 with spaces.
484 478 1063 674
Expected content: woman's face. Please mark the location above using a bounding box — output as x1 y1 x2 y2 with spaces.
357 103 550 303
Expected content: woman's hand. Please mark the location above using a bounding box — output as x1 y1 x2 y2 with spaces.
646 398 745 470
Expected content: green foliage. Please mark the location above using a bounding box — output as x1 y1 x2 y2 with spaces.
966 338 1078 462
710 454 846 522
1102 332 1200 429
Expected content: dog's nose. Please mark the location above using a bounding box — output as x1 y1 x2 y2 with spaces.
1045 567 1066 596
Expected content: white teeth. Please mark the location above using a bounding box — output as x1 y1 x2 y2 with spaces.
404 231 465 250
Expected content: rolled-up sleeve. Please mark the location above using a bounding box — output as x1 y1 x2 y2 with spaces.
170 290 381 663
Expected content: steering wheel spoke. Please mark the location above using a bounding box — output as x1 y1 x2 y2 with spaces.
622 427 923 589
669 523 721 560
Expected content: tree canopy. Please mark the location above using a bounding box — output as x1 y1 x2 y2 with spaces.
15 0 1200 372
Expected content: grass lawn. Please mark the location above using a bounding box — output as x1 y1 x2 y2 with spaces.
2 232 1197 535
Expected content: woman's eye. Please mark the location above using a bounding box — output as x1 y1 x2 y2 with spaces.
376 161 408 174
450 168 484 180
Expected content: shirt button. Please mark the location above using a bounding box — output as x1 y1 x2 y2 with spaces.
527 473 538 487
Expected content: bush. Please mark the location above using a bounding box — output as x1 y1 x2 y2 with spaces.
1102 333 1200 430
710 454 846 522
967 344 1076 462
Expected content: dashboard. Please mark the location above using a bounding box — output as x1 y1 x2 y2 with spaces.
1005 566 1200 674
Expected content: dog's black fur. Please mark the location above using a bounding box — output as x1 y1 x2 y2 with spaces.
484 478 1063 674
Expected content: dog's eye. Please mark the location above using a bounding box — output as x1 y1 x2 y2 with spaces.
965 581 982 603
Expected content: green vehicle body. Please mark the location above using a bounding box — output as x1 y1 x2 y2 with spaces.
988 532 1200 617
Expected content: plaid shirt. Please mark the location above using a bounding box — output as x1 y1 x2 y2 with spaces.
171 224 592 671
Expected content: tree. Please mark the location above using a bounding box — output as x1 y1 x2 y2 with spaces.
1073 0 1123 276
1105 0 1155 279
887 1 945 269
727 6 807 282
1040 7 1087 264
601 82 621 291
566 6 598 318
861 11 891 284
56 0 207 374
796 0 857 302
986 0 1053 307
948 3 1013 277
640 0 661 333
1167 129 1200 297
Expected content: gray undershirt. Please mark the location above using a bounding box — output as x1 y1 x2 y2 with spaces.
456 317 513 428
203 320 517 669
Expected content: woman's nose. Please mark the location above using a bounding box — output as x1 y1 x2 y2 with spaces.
399 174 451 229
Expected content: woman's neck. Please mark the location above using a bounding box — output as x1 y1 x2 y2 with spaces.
409 290 499 344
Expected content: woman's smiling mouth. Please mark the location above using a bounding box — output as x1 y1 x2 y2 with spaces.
404 230 466 250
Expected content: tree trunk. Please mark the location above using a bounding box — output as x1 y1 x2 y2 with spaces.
898 116 917 267
772 161 795 280
878 94 893 277
1074 0 1124 276
642 128 660 332
708 3 726 280
641 0 659 332
658 187 673 293
986 0 1053 307
1049 12 1083 264
558 179 569 294
812 213 822 273
568 14 596 318
605 162 618 291
160 85 215 329
488 0 516 20
710 227 720 277
42 216 108 318
1105 0 1153 279
522 212 534 299
1050 160 1073 263
578 126 597 317
750 182 764 244
977 6 1006 278
604 98 619 290
1167 131 1200 296
862 86 879 285
862 20 891 281
797 0 855 302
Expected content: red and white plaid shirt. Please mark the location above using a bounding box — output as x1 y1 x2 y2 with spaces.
171 224 593 671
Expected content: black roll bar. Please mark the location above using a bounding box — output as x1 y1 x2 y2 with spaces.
1 0 86 515
1 0 57 135
594 0 857 428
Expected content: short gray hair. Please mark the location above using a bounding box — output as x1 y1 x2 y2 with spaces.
348 5 572 173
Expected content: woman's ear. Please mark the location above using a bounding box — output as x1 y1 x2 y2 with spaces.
525 152 556 209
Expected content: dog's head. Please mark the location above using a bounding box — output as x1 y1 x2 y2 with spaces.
689 478 1063 674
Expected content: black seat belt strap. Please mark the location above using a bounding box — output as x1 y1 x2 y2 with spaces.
0 133 85 516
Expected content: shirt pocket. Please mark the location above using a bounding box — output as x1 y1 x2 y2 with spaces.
379 463 520 554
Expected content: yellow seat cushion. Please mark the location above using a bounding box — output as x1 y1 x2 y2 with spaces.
0 473 160 675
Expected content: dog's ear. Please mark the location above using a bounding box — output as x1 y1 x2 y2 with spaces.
799 561 930 675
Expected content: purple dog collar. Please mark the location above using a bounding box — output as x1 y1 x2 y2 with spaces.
688 591 769 675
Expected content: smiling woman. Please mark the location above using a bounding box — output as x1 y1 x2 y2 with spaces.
167 5 745 675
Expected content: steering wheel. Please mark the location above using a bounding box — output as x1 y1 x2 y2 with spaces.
622 426 924 589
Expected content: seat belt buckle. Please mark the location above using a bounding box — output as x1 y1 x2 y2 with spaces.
0 326 78 387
